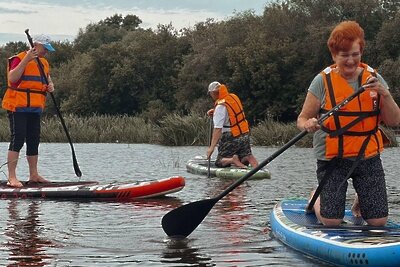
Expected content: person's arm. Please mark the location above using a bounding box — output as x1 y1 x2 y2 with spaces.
297 91 322 132
206 105 226 158
46 75 55 92
207 128 222 159
379 93 400 126
297 74 325 132
364 75 400 126
8 48 37 83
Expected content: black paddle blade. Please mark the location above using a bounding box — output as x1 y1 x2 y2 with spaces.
162 198 217 238
73 157 82 177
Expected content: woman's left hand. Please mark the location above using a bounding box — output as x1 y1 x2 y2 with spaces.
364 75 389 97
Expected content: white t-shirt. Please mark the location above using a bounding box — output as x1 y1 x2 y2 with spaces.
213 104 230 133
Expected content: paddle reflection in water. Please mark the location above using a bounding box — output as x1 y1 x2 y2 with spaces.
213 182 250 266
210 179 272 266
4 200 54 266
211 180 251 236
166 183 253 266
161 238 213 266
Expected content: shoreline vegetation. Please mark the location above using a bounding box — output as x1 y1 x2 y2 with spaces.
0 113 397 148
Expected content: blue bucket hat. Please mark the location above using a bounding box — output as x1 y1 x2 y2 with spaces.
33 34 56 52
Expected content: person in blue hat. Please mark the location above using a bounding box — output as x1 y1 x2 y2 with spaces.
2 33 56 187
33 34 56 52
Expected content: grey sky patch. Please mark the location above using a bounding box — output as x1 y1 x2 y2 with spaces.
0 0 268 15
0 7 33 14
0 0 271 45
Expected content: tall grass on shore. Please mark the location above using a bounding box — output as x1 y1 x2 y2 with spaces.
251 119 398 148
157 113 211 146
42 114 158 143
0 115 9 142
0 114 397 147
0 114 157 144
251 119 313 147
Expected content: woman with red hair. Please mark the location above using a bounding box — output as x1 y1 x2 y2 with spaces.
297 21 400 227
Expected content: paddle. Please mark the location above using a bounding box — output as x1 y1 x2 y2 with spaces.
162 85 367 238
25 29 82 177
207 118 213 178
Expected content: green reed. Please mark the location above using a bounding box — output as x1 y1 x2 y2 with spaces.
251 119 313 147
157 113 210 146
0 114 397 147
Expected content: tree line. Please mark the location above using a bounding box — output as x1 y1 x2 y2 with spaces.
1 0 399 125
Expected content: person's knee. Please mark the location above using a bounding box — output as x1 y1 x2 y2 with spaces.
26 141 39 156
319 217 343 227
242 154 258 167
215 158 224 168
26 150 39 156
9 139 24 152
319 206 345 226
366 217 387 227
240 156 250 166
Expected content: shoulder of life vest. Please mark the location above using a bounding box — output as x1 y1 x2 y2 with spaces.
322 66 333 74
216 99 226 105
322 63 376 76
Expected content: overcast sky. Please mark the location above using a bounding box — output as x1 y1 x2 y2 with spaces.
0 0 270 45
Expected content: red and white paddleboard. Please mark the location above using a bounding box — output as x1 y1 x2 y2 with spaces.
0 176 185 200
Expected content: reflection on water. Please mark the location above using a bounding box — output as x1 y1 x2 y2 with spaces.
162 238 213 266
4 200 54 266
0 143 398 266
213 181 250 229
129 196 184 210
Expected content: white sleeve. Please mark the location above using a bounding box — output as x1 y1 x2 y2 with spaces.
213 105 228 129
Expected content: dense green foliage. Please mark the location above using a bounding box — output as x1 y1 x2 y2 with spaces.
1 0 399 125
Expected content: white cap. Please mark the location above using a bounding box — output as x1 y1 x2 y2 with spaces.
208 81 221 93
33 34 56 52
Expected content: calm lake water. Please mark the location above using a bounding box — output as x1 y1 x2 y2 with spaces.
0 142 399 266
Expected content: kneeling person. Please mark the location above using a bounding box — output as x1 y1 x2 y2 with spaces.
206 81 258 168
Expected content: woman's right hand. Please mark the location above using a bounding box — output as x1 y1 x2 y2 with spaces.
26 47 38 61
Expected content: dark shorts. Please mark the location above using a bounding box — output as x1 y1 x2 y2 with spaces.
215 132 252 167
316 155 388 220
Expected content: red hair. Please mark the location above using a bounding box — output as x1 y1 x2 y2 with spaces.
327 21 365 55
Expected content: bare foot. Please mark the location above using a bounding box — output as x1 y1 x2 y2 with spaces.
232 155 247 168
29 175 50 183
351 200 362 218
242 155 258 168
7 177 23 188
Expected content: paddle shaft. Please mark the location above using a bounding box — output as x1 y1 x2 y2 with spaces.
207 118 213 177
25 29 82 177
215 85 366 202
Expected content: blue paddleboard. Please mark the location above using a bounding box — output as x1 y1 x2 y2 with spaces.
270 199 400 266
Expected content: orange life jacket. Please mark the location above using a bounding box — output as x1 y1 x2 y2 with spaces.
215 84 249 137
2 51 49 112
320 63 383 159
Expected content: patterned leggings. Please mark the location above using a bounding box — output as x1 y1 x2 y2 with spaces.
316 155 388 220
